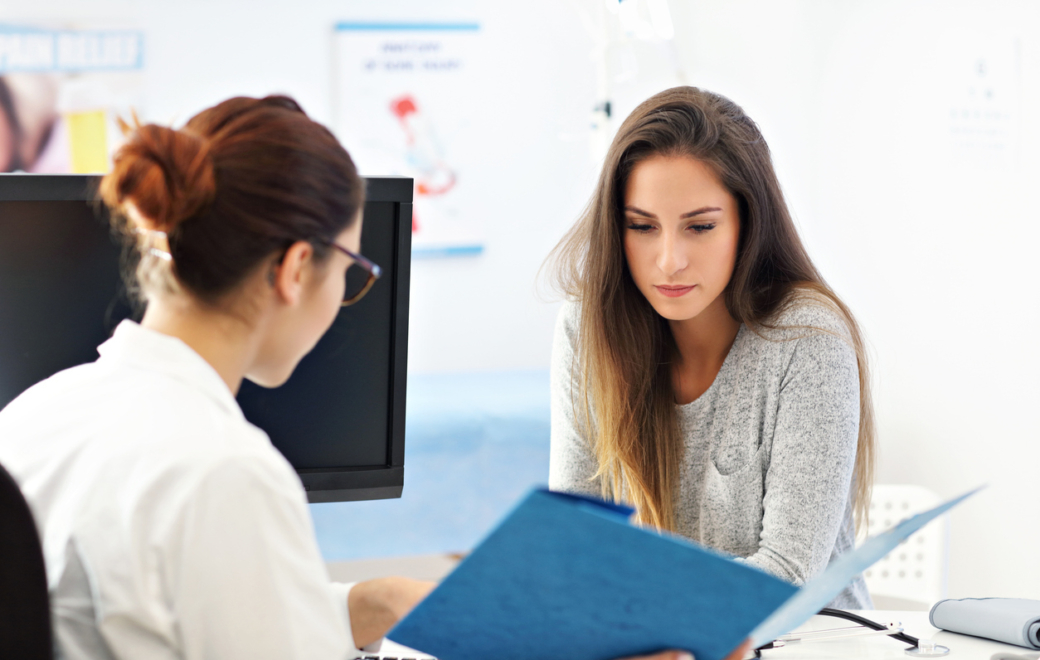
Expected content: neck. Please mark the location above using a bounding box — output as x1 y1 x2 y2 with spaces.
140 294 260 395
668 295 741 403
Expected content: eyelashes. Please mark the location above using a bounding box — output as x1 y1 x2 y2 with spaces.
625 222 717 233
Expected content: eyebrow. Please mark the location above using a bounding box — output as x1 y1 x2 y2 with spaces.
623 205 723 219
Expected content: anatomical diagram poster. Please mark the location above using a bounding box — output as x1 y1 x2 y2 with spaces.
333 22 483 258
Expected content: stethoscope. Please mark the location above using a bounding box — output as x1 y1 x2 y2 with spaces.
753 608 950 657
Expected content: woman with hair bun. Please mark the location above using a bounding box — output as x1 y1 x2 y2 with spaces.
0 95 425 660
0 95 740 660
549 86 875 608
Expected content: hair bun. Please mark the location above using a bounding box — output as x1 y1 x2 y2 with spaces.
100 123 216 232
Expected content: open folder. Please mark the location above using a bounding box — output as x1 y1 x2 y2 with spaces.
389 487 980 660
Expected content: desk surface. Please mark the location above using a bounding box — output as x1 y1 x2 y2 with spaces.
762 610 1033 659
379 609 1032 660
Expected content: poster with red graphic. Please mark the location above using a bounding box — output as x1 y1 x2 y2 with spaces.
333 22 483 258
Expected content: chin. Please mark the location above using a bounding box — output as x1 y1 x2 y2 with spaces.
245 365 296 389
648 299 707 323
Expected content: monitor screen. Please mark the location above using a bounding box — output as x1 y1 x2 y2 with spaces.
0 174 412 502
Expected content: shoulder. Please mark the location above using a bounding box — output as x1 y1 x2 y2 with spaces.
738 289 860 386
0 360 99 419
551 299 585 394
756 288 854 343
0 354 286 483
555 299 581 335
175 448 304 511
125 387 288 490
111 411 303 540
0 361 114 460
551 299 582 357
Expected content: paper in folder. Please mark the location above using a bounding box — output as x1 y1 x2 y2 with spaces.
390 487 980 660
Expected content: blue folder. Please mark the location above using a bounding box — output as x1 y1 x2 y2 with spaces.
389 487 979 660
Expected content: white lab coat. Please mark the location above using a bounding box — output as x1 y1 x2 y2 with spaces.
0 321 363 660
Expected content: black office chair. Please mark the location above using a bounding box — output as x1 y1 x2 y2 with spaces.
0 462 53 660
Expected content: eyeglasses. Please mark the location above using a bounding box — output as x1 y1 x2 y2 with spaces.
326 242 382 306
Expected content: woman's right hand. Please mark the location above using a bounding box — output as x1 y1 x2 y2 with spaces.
625 639 752 660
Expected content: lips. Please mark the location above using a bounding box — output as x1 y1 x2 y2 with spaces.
655 284 696 298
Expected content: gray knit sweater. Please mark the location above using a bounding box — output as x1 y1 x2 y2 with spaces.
548 298 872 609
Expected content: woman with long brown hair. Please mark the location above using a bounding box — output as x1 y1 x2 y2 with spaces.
548 86 875 608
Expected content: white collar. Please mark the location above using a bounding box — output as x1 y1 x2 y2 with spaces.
97 320 244 419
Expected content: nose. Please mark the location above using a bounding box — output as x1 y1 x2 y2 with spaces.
656 230 688 276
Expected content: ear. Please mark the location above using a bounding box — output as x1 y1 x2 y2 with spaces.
271 240 315 306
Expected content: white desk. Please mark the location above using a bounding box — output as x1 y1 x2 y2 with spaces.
760 610 1035 659
372 610 1035 660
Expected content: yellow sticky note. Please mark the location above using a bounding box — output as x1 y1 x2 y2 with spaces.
66 110 109 173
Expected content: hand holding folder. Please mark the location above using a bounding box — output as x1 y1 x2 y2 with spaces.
390 487 980 660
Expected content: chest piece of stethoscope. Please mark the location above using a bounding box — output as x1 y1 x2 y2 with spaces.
905 639 951 657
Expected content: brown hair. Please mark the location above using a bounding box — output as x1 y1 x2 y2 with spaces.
100 95 364 304
549 86 875 532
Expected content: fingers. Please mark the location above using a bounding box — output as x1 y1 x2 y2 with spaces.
620 637 753 660
724 639 754 660
620 652 692 660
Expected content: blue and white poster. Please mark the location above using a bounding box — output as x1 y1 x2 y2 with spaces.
333 22 483 258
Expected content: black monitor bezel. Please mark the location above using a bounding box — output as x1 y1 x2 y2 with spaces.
0 174 413 503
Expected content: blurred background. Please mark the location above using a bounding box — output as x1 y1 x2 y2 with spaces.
2 0 1036 602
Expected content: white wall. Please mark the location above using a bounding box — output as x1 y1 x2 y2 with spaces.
5 0 1038 599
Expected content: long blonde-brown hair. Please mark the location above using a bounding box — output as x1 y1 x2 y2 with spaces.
548 87 875 532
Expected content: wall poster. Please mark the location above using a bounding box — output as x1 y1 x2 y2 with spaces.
0 24 144 174
333 22 483 259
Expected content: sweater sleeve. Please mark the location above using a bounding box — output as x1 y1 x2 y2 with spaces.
548 302 602 498
741 321 861 585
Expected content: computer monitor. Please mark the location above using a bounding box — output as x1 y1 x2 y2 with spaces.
0 174 412 503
